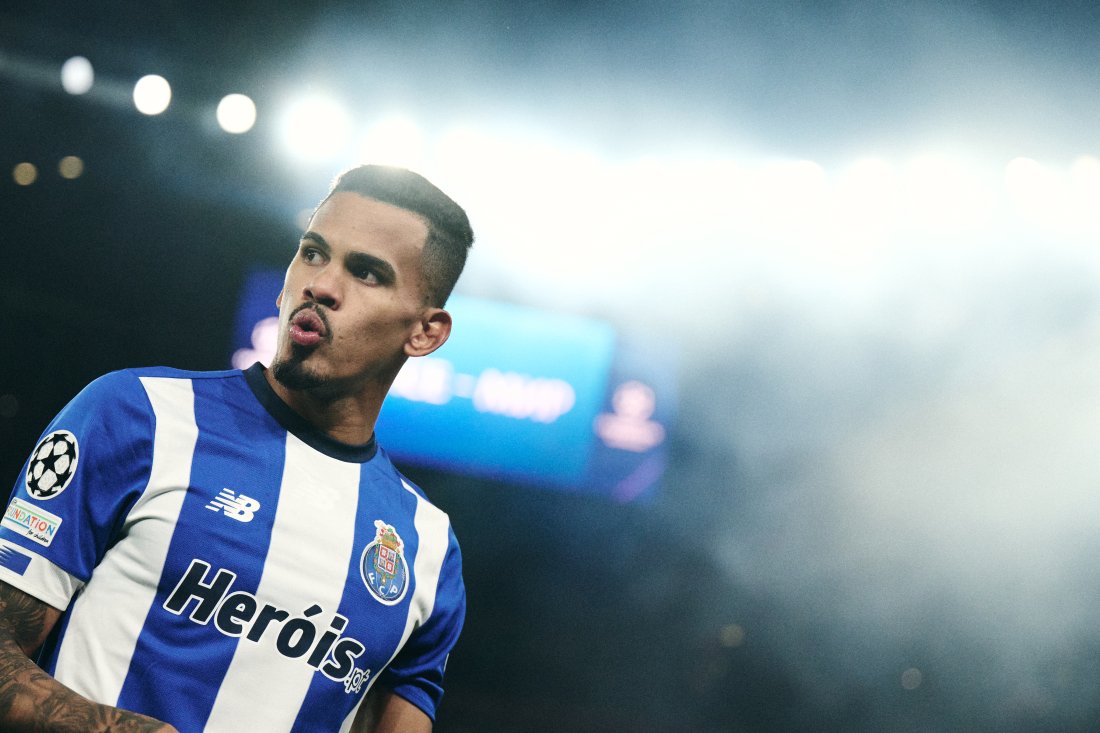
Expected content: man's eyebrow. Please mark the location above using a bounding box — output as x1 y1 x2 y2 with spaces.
300 231 329 251
345 251 396 283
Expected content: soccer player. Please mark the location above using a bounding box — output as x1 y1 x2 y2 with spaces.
0 165 472 732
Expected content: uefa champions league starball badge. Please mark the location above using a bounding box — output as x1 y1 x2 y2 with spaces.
360 520 409 605
25 430 79 500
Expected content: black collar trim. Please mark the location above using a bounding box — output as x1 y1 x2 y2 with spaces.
243 362 378 463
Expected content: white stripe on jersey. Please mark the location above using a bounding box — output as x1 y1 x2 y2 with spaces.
204 432 361 732
54 377 199 704
339 480 450 733
0 541 83 612
396 479 450 648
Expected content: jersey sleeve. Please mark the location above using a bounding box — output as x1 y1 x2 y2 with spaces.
0 370 155 610
381 528 466 721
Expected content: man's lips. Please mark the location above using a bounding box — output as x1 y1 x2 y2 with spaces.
288 307 329 347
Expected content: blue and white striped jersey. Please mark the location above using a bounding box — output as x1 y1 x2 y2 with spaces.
0 363 465 732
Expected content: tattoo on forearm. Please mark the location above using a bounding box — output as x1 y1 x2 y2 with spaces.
0 583 49 653
0 637 167 731
0 583 169 732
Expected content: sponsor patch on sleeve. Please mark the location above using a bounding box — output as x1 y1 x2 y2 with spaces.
2 497 63 547
0 542 33 576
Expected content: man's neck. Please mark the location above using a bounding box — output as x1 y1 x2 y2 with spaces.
262 367 387 446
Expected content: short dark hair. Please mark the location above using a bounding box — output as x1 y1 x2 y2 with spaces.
320 165 474 307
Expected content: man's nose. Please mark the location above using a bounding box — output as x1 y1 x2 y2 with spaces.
304 266 340 308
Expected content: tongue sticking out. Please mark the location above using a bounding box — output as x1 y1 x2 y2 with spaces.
288 309 327 347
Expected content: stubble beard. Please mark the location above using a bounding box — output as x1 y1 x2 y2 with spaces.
271 346 370 403
271 349 330 393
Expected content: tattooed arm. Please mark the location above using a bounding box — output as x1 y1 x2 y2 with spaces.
0 580 179 733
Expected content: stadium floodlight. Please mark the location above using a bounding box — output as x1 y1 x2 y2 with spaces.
839 157 895 193
276 93 352 163
58 156 84 179
133 75 171 115
216 94 257 134
1069 155 1100 193
12 163 37 186
60 56 94 95
907 153 967 195
750 159 828 234
358 116 426 169
1004 156 1048 193
903 153 992 231
832 157 900 244
434 125 615 283
1065 156 1100 234
1004 156 1063 225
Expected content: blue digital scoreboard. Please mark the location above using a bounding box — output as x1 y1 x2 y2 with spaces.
231 270 674 501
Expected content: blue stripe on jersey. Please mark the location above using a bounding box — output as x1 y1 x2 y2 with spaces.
0 544 32 575
288 459 423 733
115 374 288 729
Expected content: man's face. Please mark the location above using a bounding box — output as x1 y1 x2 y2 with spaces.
269 191 444 397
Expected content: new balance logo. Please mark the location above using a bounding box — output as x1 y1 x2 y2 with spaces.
205 489 261 522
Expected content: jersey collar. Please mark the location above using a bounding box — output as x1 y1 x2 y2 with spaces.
243 362 379 463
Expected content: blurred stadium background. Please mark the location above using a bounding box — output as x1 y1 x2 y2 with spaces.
4 1 1100 730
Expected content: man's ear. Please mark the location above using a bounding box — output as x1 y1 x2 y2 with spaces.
405 308 452 358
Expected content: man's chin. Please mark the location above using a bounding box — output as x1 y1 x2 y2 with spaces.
271 356 328 392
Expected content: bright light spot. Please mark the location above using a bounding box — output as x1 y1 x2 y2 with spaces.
756 159 827 205
358 116 425 169
58 156 84 179
277 94 352 162
1004 157 1063 225
749 159 828 236
1069 155 1100 198
1004 157 1052 195
619 157 744 223
1066 156 1100 234
595 380 665 452
433 126 616 282
216 94 257 134
133 75 171 115
60 56 94 95
838 157 896 197
775 159 827 187
901 667 923 690
12 163 37 186
831 157 900 248
434 126 515 182
903 154 993 231
719 624 745 648
907 154 968 196
1070 155 1100 183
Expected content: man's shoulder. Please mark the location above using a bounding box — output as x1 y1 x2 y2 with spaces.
373 447 423 493
119 365 244 382
72 366 245 412
373 447 453 520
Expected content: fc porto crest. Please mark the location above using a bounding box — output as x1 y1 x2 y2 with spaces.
360 520 409 605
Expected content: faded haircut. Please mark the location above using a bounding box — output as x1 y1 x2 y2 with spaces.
321 165 474 307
